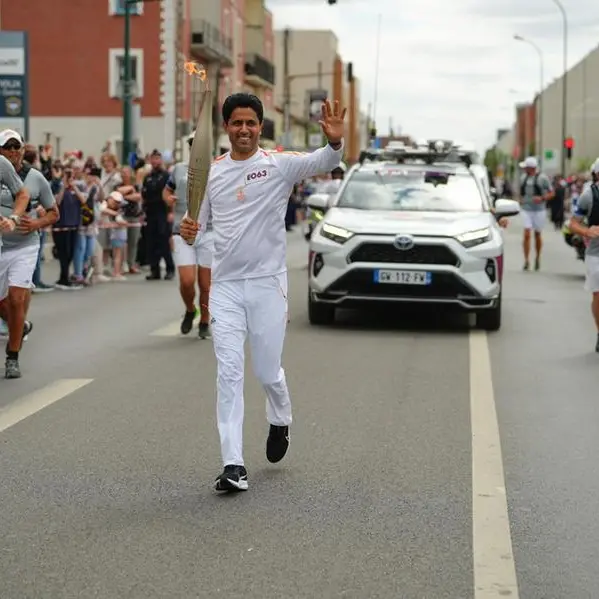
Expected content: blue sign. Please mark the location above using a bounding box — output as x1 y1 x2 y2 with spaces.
0 76 25 118
0 32 28 140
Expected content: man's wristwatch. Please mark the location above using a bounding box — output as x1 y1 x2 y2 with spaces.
8 214 20 226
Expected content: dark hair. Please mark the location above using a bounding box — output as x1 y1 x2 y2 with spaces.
222 93 263 124
23 146 37 164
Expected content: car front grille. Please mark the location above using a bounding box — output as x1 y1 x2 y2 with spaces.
325 269 477 298
348 242 459 267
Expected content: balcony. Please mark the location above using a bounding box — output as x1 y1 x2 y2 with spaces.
190 19 233 67
244 53 275 88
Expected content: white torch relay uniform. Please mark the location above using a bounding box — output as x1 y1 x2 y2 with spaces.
199 143 343 467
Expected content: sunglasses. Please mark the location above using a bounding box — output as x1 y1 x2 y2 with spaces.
3 141 22 151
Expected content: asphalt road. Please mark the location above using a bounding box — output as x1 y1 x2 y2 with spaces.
0 223 597 599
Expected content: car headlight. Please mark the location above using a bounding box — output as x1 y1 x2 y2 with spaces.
455 228 491 248
320 223 354 244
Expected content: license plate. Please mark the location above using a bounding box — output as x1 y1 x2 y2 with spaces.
374 270 432 285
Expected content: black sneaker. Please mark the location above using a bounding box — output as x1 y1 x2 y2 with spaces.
5 357 21 379
595 334 599 353
180 310 196 335
534 257 541 271
266 424 290 463
214 465 248 492
523 261 530 271
198 322 211 339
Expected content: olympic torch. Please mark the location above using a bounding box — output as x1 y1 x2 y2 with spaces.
183 62 213 245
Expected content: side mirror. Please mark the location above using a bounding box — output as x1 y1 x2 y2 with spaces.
307 193 330 213
494 198 520 218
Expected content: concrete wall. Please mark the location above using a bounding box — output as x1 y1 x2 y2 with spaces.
538 44 599 170
29 117 168 157
190 0 220 25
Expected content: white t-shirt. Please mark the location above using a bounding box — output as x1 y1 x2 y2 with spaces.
199 143 343 281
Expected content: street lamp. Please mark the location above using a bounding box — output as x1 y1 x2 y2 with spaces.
551 0 568 174
122 0 160 166
514 34 544 168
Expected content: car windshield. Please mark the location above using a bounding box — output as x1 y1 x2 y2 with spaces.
336 169 485 212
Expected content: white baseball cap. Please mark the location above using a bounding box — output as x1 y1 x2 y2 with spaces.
0 129 23 147
108 191 127 205
519 156 538 169
591 159 599 174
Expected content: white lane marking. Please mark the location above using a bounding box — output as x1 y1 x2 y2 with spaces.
470 331 520 598
149 320 184 337
0 378 94 434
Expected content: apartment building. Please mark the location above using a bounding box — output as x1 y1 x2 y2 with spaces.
189 0 235 154
273 29 361 159
0 0 247 159
240 0 276 149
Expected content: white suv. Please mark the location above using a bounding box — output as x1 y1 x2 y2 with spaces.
307 148 520 331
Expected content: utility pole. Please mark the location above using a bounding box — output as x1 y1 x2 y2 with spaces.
122 0 133 166
317 60 322 89
174 0 184 162
122 0 160 165
283 28 291 148
348 62 356 162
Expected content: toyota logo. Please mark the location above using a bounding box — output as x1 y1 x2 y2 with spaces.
393 234 415 251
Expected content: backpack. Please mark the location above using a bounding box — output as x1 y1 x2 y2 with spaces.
81 185 97 227
520 174 542 198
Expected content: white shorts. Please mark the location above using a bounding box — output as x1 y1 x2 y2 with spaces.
0 244 39 300
584 255 599 293
521 209 545 232
173 231 214 268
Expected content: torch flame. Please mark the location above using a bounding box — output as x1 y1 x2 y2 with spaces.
183 61 207 81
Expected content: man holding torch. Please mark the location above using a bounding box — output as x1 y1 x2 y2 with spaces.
180 92 346 492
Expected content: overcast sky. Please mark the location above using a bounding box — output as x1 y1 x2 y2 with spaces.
264 0 599 153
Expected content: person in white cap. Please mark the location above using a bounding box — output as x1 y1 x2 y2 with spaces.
568 159 599 352
518 156 554 271
0 132 58 379
0 130 30 244
162 131 214 338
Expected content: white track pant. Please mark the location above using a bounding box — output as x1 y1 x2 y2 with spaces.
210 272 292 467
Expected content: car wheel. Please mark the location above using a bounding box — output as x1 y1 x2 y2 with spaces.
476 294 502 332
308 291 335 325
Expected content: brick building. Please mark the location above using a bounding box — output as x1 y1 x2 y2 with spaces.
0 0 260 159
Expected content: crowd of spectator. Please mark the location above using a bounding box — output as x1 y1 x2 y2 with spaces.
25 142 178 292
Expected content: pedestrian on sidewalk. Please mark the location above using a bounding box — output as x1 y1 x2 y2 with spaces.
518 156 554 271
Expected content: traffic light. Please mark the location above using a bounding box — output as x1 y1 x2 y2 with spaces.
564 137 574 160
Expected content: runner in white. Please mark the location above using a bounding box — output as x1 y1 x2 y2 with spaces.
0 130 30 241
0 132 58 378
180 93 345 492
163 131 214 338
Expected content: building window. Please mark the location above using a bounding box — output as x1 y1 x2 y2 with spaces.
262 118 275 141
108 48 144 99
109 0 144 16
